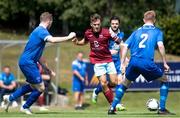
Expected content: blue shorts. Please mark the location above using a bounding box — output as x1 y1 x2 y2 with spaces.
19 64 42 84
125 57 163 82
72 80 84 92
113 59 121 75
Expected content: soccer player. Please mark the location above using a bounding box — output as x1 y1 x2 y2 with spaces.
72 52 88 110
2 12 76 115
91 16 126 110
72 13 120 105
108 10 174 115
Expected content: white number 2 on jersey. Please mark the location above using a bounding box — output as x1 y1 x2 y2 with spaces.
139 33 148 48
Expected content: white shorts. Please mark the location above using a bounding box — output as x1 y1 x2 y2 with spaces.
94 62 117 77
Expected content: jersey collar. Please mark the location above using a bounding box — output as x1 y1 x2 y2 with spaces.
143 23 154 26
39 23 47 29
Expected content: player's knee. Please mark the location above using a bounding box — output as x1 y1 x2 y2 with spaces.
122 78 131 88
38 84 45 92
111 79 117 86
31 83 45 92
157 75 167 82
109 75 118 85
117 75 123 84
100 80 108 87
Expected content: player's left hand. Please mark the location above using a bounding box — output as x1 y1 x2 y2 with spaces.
164 63 170 72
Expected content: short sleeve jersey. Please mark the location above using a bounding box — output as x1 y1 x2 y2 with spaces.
109 31 124 60
84 28 113 64
19 25 51 65
0 73 16 85
125 24 163 60
72 60 87 82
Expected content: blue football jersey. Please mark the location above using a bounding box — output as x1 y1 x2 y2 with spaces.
0 72 16 85
125 24 163 60
109 31 124 60
19 25 51 65
72 60 87 82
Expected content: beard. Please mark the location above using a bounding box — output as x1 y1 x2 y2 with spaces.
111 27 118 32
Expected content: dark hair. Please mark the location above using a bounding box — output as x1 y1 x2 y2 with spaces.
40 12 53 22
110 16 120 23
90 13 102 23
3 65 10 69
77 51 84 55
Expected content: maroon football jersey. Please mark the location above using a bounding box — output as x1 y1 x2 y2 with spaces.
84 28 113 64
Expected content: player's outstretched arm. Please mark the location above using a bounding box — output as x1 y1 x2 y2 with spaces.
47 32 76 43
72 38 88 45
157 42 170 72
120 44 128 74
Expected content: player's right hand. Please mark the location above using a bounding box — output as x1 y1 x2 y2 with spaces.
68 32 76 39
80 77 85 82
164 63 170 72
6 86 14 90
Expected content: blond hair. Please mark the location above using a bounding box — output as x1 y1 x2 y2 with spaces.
40 12 52 22
144 10 156 21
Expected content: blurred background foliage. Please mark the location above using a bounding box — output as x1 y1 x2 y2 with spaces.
0 0 179 55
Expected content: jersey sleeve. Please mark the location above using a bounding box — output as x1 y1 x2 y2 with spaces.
117 32 124 40
72 61 78 71
39 28 52 41
125 31 135 48
84 34 88 42
0 74 3 81
84 31 89 42
157 30 163 43
108 31 120 44
10 74 16 81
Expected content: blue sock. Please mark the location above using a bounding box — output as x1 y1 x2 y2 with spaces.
9 84 33 102
23 89 42 109
111 84 127 110
160 82 169 110
95 84 102 95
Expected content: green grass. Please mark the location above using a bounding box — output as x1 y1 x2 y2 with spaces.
0 92 180 118
1 109 179 118
0 30 28 40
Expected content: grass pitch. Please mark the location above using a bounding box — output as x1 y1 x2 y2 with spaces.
0 106 179 118
0 92 179 118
